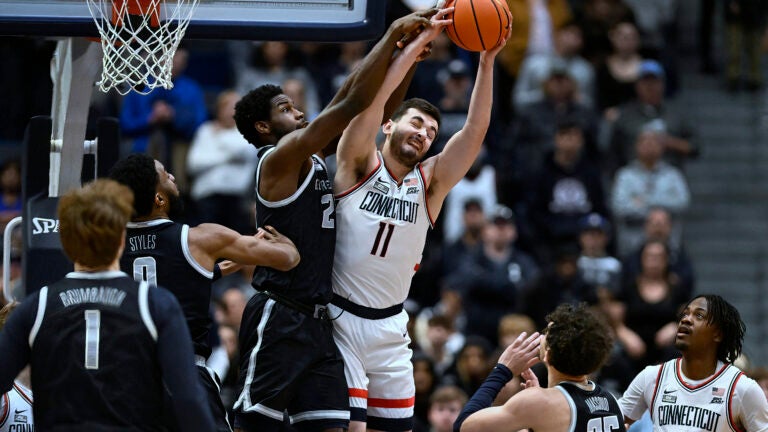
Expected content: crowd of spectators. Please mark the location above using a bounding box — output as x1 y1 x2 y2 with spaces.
0 0 767 430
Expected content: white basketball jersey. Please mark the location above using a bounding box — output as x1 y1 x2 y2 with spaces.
0 382 33 432
333 154 433 308
651 358 745 432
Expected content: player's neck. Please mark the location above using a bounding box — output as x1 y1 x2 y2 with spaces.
680 352 720 380
381 149 416 184
134 209 170 222
548 368 590 389
75 260 120 273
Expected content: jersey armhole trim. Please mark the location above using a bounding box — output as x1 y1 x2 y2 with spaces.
335 156 381 200
138 281 158 341
255 147 316 208
181 225 214 279
28 287 48 347
555 385 578 432
417 164 435 228
12 383 32 405
727 372 745 432
649 362 666 423
0 393 9 427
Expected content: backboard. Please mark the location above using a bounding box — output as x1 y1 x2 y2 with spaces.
0 0 386 41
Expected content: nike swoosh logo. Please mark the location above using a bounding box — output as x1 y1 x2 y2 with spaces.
14 409 26 414
663 389 677 394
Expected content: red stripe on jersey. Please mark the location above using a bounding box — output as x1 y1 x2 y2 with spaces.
416 164 435 227
649 362 666 423
349 388 368 399
675 357 729 390
367 396 415 409
13 383 33 405
727 373 745 432
0 393 9 427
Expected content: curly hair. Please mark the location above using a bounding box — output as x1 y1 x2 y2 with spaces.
58 179 134 267
391 98 442 130
234 84 283 147
691 294 745 363
108 154 158 218
544 303 614 376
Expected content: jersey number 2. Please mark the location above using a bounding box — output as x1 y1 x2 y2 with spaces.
587 416 621 432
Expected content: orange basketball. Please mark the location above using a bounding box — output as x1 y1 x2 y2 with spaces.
444 0 511 52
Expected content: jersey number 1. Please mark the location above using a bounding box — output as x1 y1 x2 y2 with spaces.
84 310 101 370
371 222 395 257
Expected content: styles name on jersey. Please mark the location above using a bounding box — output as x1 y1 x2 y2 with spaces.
128 234 156 252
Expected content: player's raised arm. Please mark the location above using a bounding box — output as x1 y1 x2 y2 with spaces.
189 224 300 272
262 10 436 171
426 12 512 202
334 9 453 192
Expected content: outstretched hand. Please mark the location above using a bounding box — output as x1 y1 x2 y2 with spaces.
481 8 513 59
398 7 453 60
497 331 541 376
520 368 540 390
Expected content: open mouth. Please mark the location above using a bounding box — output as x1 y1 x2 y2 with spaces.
676 326 691 338
299 121 309 129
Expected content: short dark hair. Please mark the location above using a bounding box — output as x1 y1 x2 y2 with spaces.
234 84 283 147
545 303 613 376
391 98 441 131
109 154 158 218
689 294 745 363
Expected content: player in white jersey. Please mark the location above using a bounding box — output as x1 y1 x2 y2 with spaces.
0 303 34 432
330 9 512 432
619 294 768 431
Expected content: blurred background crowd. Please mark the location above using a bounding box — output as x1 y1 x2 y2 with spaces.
1 0 768 431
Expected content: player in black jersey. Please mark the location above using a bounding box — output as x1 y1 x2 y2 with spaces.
109 153 300 432
229 10 444 432
0 179 215 431
455 303 626 432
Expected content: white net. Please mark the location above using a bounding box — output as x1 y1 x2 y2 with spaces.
86 0 200 95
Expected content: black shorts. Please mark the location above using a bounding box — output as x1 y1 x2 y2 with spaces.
233 294 349 432
164 363 232 432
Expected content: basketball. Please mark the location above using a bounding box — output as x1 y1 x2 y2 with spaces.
444 0 511 52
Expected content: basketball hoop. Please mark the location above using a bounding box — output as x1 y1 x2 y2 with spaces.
86 0 199 95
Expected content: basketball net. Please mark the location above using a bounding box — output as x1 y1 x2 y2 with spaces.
86 0 199 95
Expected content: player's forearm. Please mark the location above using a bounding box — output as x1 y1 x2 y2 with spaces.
454 364 513 432
329 24 404 111
462 56 495 138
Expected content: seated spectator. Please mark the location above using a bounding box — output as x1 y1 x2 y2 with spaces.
607 59 698 174
618 240 689 371
119 45 208 193
442 336 494 396
577 212 622 299
420 315 462 377
622 207 694 298
412 353 439 432
425 386 468 432
497 313 537 348
528 119 608 261
611 128 690 256
510 60 600 182
514 22 595 110
579 0 637 66
442 157 497 244
520 243 597 329
234 41 320 119
186 90 258 233
414 286 467 362
445 206 539 344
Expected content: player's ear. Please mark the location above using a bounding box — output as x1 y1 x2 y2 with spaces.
382 120 394 135
154 193 164 208
254 120 270 135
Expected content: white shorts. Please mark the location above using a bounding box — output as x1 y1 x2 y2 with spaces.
328 304 414 431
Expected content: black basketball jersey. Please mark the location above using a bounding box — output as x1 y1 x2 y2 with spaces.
120 219 220 358
556 381 626 432
252 148 336 305
30 272 165 431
